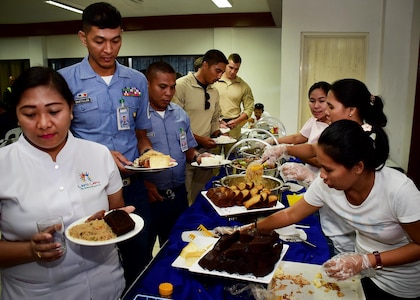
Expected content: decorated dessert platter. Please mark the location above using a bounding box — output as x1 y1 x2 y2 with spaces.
175 228 289 284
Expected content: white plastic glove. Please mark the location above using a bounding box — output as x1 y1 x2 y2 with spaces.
322 252 372 281
280 162 317 187
264 137 276 145
213 226 240 236
261 144 287 165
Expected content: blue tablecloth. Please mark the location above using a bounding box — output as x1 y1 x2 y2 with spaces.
122 177 331 300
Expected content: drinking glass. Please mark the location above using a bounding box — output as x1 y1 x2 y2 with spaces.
36 216 66 253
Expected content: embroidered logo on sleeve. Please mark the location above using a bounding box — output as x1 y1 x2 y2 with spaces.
78 171 101 190
74 93 91 104
122 87 141 97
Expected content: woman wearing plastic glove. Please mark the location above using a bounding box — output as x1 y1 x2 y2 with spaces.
247 119 420 299
260 79 387 171
265 81 331 179
264 79 389 255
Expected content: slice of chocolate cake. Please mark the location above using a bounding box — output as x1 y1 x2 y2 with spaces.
104 210 135 236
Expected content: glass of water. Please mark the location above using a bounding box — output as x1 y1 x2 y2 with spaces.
36 216 66 253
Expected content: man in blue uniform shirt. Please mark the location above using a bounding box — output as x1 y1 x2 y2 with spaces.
143 61 206 248
59 2 153 288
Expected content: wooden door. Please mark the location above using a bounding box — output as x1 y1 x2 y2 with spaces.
299 34 367 127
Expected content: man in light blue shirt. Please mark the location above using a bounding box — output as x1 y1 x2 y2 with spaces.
143 61 205 248
58 2 153 289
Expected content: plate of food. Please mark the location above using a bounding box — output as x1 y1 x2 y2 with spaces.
125 161 178 172
66 210 144 246
269 261 366 299
189 229 289 284
125 149 177 172
171 235 218 269
201 190 285 217
191 155 231 168
212 136 237 145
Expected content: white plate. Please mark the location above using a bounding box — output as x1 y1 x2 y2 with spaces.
65 213 144 246
189 244 289 284
124 162 178 172
212 137 237 145
201 191 285 217
191 159 231 168
269 261 366 299
276 228 308 242
284 182 305 193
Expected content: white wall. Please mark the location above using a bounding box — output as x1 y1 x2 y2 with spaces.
0 27 282 121
280 0 419 170
0 0 418 170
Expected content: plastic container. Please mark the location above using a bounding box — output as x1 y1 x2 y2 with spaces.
158 282 173 298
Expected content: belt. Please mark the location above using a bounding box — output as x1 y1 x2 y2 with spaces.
157 185 184 200
222 116 238 123
122 173 142 187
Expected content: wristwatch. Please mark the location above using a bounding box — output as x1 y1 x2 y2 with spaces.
373 251 383 270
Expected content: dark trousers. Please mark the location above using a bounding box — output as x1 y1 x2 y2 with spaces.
361 277 420 300
149 184 189 248
119 177 152 289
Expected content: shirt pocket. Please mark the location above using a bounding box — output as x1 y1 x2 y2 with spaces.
72 97 102 128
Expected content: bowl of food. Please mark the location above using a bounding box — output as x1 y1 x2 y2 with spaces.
218 174 286 195
228 157 278 177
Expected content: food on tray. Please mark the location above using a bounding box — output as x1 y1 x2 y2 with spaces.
179 242 207 267
68 219 116 241
206 183 278 209
213 135 235 144
200 155 224 166
272 266 346 298
133 149 171 168
198 229 283 277
231 157 276 170
246 163 264 185
104 210 136 236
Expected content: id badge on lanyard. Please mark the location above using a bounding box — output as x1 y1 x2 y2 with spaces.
117 99 130 130
180 128 188 152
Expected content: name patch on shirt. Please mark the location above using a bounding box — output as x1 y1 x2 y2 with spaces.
74 93 91 104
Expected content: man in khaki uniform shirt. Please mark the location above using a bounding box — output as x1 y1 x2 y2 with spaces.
215 53 255 143
172 49 228 204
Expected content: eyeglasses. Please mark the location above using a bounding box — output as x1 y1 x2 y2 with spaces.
204 91 210 110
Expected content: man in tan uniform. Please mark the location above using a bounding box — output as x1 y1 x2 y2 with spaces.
172 49 228 204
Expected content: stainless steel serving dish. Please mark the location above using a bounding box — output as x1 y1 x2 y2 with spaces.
216 174 287 195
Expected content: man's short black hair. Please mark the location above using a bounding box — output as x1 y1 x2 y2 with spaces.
82 2 122 32
254 103 264 110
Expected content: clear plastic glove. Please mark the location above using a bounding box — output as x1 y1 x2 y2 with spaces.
264 137 276 145
261 144 288 165
322 252 372 281
213 226 240 236
280 162 317 187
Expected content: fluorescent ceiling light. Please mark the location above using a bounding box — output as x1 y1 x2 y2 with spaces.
212 0 232 8
45 1 83 14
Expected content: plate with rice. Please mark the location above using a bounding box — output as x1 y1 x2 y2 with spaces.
65 213 144 246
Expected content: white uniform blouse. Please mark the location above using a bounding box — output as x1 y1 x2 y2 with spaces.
0 132 125 300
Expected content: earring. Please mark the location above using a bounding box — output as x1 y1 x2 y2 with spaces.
348 113 352 117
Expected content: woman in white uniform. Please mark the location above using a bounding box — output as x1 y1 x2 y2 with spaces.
0 67 130 300
249 119 420 299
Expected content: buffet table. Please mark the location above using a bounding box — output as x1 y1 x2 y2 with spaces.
121 175 331 300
